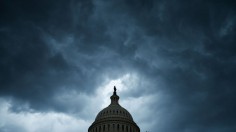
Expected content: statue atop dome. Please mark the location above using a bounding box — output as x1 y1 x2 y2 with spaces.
114 86 116 92
111 86 119 104
114 86 117 95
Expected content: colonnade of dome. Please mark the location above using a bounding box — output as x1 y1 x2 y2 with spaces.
89 122 139 132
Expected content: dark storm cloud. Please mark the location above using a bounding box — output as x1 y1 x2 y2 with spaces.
0 0 97 111
119 1 236 132
121 1 236 131
1 0 236 132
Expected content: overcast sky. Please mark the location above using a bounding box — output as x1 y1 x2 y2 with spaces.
1 0 236 132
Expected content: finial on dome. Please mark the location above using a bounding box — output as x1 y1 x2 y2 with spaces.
114 86 117 95
110 86 119 105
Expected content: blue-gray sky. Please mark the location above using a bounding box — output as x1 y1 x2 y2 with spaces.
0 0 236 132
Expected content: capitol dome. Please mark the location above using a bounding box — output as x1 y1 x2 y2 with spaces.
88 86 140 132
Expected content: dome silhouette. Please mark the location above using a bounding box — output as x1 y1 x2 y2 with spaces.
88 86 140 132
